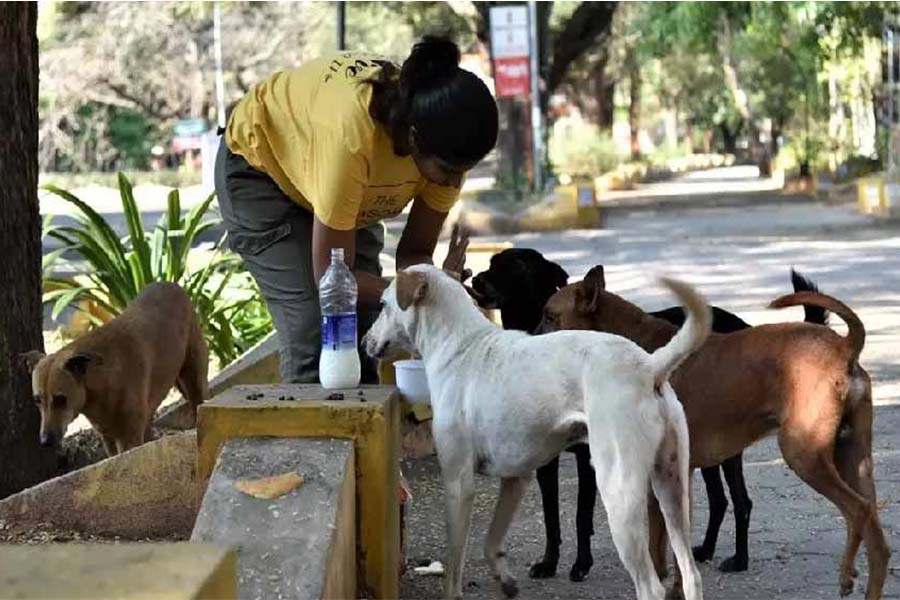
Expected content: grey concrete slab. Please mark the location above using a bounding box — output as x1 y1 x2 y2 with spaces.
192 437 353 600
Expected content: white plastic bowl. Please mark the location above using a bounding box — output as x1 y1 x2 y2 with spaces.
394 359 431 405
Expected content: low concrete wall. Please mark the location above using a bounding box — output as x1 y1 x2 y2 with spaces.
156 333 280 430
192 438 355 600
0 543 236 599
0 432 200 539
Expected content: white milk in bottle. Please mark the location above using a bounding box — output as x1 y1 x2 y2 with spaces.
318 248 361 389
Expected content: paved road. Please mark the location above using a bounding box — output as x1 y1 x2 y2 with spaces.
402 168 900 599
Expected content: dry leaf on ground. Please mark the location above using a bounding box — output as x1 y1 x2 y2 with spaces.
234 471 304 499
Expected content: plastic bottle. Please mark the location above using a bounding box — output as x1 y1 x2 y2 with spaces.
318 248 361 389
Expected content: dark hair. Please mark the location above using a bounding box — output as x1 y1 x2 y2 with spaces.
368 36 498 166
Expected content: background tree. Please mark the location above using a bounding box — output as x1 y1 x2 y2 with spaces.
0 1 58 499
38 1 333 171
470 1 618 185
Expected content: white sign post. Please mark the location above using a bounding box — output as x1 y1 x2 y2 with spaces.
490 3 543 192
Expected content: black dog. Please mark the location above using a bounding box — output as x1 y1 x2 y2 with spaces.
471 248 826 580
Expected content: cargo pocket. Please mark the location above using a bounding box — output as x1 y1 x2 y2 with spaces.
227 222 292 256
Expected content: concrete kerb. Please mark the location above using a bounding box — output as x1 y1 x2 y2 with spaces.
191 437 356 600
0 432 200 539
0 543 237 599
197 384 401 599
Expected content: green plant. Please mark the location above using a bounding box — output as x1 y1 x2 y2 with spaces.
549 124 624 178
42 173 272 365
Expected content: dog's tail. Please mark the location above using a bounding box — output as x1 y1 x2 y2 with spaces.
790 268 829 325
769 292 865 360
649 278 712 391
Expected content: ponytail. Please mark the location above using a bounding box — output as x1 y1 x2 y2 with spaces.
368 36 498 166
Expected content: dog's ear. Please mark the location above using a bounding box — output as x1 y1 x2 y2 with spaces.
19 351 46 373
546 261 569 290
578 266 606 313
63 352 103 379
396 270 428 311
585 265 606 290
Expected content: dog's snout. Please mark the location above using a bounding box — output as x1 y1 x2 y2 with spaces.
362 331 387 359
470 274 499 309
40 431 58 447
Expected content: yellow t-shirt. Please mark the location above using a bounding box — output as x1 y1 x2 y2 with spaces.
225 51 461 230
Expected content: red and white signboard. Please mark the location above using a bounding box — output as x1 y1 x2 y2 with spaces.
493 56 530 98
490 4 530 98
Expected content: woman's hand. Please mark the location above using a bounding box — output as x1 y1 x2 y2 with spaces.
441 223 471 283
312 215 387 307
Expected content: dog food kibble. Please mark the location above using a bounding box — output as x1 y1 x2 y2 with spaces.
326 392 345 401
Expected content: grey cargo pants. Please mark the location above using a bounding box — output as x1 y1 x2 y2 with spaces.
214 142 382 384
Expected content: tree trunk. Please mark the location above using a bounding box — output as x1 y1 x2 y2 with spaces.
0 2 58 498
703 130 713 154
496 98 527 198
592 51 615 130
720 123 739 155
771 119 783 158
627 51 641 161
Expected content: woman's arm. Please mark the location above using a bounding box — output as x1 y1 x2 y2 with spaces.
396 198 447 270
312 216 387 308
312 199 468 309
398 199 472 281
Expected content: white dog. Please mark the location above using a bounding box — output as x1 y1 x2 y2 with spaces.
364 265 709 600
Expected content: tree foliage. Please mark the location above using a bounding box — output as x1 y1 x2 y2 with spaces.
37 1 896 172
618 1 892 163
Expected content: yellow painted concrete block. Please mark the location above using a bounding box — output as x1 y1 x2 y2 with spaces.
467 241 514 255
324 447 358 600
0 543 236 599
197 384 400 599
857 176 886 215
0 432 199 539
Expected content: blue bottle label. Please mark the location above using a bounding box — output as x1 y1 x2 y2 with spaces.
322 312 357 351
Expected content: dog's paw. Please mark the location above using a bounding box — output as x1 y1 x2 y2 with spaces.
718 555 749 573
839 570 856 597
500 577 519 598
528 560 557 579
692 544 714 563
568 558 593 582
665 584 686 600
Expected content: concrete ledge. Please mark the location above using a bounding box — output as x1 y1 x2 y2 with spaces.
0 432 199 539
0 543 236 599
192 438 355 600
208 332 281 396
197 384 400 599
157 333 280 430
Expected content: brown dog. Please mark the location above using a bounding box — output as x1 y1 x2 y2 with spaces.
539 266 890 600
21 282 208 457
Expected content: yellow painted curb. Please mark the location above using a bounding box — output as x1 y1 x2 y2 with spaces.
858 176 887 215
